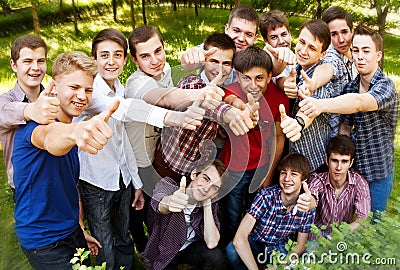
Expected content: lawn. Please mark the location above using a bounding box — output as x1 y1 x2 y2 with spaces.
0 3 399 269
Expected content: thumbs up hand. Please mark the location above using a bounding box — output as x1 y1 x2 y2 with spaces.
75 99 120 154
24 79 60 124
167 176 189 212
297 182 316 212
283 68 298 99
279 104 302 142
298 70 316 96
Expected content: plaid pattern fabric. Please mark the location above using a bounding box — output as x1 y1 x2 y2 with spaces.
248 185 315 253
160 75 231 175
340 68 399 182
322 46 354 137
308 169 371 239
144 177 220 270
290 63 334 171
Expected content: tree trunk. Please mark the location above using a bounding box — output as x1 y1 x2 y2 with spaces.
31 0 40 36
142 0 146 25
130 0 135 30
315 0 322 18
234 0 240 8
172 0 177 11
72 0 80 36
112 0 117 22
376 5 388 70
59 0 64 22
194 0 198 17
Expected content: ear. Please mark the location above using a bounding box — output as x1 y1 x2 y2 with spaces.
349 158 354 168
123 55 128 66
325 156 329 165
224 23 230 34
10 59 17 73
190 169 197 180
252 34 259 45
266 71 272 83
319 50 327 61
376 50 382 63
130 53 138 65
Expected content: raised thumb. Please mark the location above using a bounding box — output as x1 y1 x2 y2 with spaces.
279 104 287 120
303 181 311 195
180 176 187 192
99 99 120 122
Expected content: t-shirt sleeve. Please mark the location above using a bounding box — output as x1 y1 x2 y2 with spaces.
125 76 159 100
368 78 398 111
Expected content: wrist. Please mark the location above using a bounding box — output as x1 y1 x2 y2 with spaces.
23 103 32 121
295 115 305 131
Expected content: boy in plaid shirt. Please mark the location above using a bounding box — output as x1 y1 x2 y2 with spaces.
226 153 315 269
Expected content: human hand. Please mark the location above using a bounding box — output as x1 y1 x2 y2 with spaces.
283 68 298 99
297 182 314 212
168 176 189 212
244 93 260 127
298 70 315 96
279 104 301 142
265 43 296 65
24 80 60 124
132 188 145 210
75 99 120 154
298 94 322 118
198 72 225 110
181 47 218 65
164 101 205 130
225 107 252 136
83 232 102 256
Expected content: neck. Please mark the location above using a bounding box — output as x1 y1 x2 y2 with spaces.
20 83 41 102
281 192 299 208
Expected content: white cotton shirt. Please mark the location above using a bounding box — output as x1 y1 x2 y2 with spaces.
125 63 174 167
75 74 142 191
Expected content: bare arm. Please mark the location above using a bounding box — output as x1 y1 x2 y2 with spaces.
305 62 334 94
233 213 258 270
295 232 309 256
203 199 220 249
31 100 119 156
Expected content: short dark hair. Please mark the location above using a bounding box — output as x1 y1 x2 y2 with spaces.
228 5 259 30
233 46 272 74
259 10 290 40
128 25 164 59
322 6 353 30
300 19 331 53
326 135 355 160
353 23 383 52
278 153 311 181
204 33 236 53
92 28 128 59
11 34 48 62
195 159 229 189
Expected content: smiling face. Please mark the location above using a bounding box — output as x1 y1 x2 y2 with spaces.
11 47 46 93
279 167 304 196
225 18 258 51
295 28 326 71
204 47 234 86
95 40 127 89
328 18 353 56
187 165 222 202
131 35 166 79
237 66 271 102
54 69 93 123
265 25 292 48
327 152 353 185
351 34 382 78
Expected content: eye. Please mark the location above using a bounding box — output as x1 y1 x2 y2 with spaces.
246 33 255 38
85 88 93 94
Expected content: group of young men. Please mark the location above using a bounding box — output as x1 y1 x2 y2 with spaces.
0 3 397 270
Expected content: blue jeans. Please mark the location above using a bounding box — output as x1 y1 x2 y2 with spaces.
224 166 267 241
369 171 394 213
23 227 88 270
226 236 273 269
79 178 134 270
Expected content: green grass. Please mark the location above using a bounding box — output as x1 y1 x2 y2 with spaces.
0 4 399 269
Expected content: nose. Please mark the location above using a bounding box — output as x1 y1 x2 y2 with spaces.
31 60 39 70
338 33 344 43
278 35 285 45
107 55 114 65
76 88 86 100
337 162 342 171
237 32 245 41
150 54 158 64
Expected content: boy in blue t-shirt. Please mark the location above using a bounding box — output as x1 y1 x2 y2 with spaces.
12 51 118 270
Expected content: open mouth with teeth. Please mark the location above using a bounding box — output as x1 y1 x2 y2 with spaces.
72 101 86 108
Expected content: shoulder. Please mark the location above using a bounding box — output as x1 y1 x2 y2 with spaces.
224 82 243 97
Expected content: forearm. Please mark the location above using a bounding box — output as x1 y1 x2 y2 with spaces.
295 232 309 256
311 63 333 91
203 204 220 249
319 93 378 114
224 95 246 110
143 87 196 109
233 235 259 270
0 101 27 127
